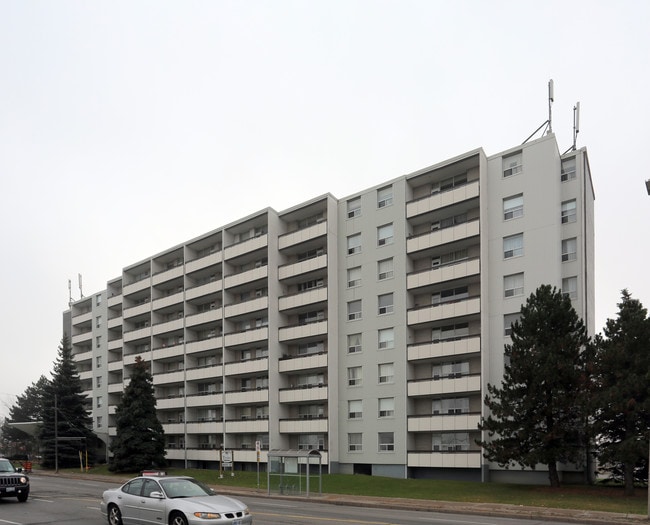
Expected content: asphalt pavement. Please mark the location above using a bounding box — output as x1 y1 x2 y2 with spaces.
34 469 647 525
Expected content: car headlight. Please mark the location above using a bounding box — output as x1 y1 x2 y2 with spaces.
19 477 28 484
244 508 250 515
193 512 221 519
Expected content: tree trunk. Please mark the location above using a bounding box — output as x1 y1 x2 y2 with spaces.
548 461 561 487
624 462 635 496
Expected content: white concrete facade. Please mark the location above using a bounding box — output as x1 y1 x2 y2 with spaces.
64 133 594 482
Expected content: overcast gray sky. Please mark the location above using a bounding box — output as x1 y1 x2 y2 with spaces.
1 1 649 417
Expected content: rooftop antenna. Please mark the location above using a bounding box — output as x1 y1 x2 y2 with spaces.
68 279 73 306
522 79 554 144
562 101 581 155
78 273 84 299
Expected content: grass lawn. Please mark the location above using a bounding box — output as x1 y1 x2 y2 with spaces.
75 465 646 516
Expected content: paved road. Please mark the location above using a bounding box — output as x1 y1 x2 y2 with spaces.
0 472 641 525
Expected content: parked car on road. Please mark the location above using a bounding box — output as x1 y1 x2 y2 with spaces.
100 474 252 525
0 457 30 502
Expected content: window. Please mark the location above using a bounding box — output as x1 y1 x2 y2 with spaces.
96 396 103 408
378 328 394 350
378 397 395 418
299 311 324 325
561 157 576 182
347 234 361 255
504 313 521 336
432 286 468 305
503 152 523 178
348 433 362 452
347 300 362 321
431 212 467 232
561 200 577 224
347 197 361 218
348 333 362 354
562 238 577 262
431 323 469 342
378 293 394 315
432 397 469 415
347 267 361 288
503 233 523 258
432 432 470 451
96 416 103 428
96 376 102 388
377 258 394 280
504 273 524 298
562 276 578 300
377 186 393 208
377 223 394 246
432 361 469 379
378 432 395 452
96 356 102 368
431 173 467 194
96 336 102 348
348 366 362 387
96 294 102 306
432 248 468 268
503 194 523 220
348 400 362 419
378 363 394 384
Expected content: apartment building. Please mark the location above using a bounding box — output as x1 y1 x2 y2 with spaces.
63 132 594 483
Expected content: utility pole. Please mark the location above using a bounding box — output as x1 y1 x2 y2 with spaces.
54 394 58 473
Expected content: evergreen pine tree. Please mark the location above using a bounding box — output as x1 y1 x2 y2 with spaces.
478 284 591 487
39 335 96 469
109 356 166 473
593 290 650 495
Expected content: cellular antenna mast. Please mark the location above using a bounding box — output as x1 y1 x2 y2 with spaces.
522 79 554 144
563 101 581 155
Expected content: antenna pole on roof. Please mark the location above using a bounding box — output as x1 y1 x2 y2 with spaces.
522 79 553 144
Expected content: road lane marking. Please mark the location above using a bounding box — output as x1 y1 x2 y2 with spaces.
255 511 395 524
0 518 22 525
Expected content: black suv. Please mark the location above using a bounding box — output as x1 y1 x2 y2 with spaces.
0 458 29 502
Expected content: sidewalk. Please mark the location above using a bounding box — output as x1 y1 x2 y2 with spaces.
34 470 647 525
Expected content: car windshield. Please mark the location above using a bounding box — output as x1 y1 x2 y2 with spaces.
0 460 15 472
158 478 214 499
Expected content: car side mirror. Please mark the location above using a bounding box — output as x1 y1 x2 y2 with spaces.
149 491 165 499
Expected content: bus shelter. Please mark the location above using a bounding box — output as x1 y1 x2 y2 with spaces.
266 449 322 497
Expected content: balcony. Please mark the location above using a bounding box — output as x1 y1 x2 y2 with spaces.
107 316 122 330
279 417 328 434
186 365 222 382
224 388 269 405
152 318 184 336
224 357 268 377
123 326 152 343
186 250 222 274
279 353 327 374
407 336 481 362
186 278 223 302
108 382 123 394
186 309 222 328
153 370 185 386
278 220 327 250
152 291 183 311
72 349 93 364
123 302 151 319
156 396 186 410
152 265 184 286
108 339 122 351
279 287 327 312
225 296 268 318
186 421 224 434
407 220 480 254
225 233 268 260
108 360 122 372
407 373 481 397
226 418 269 433
279 384 328 403
186 337 223 355
152 345 183 361
407 258 480 290
407 450 481 468
123 278 150 297
407 297 480 326
224 265 268 289
279 320 327 342
278 254 327 281
407 413 481 432
107 294 122 308
71 331 92 345
72 311 92 325
224 326 268 348
187 392 223 408
406 180 479 219
162 422 185 434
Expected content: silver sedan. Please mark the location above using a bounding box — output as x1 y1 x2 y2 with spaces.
100 475 253 525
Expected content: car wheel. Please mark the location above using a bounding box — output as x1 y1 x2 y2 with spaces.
17 493 28 502
169 511 189 525
108 504 123 525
